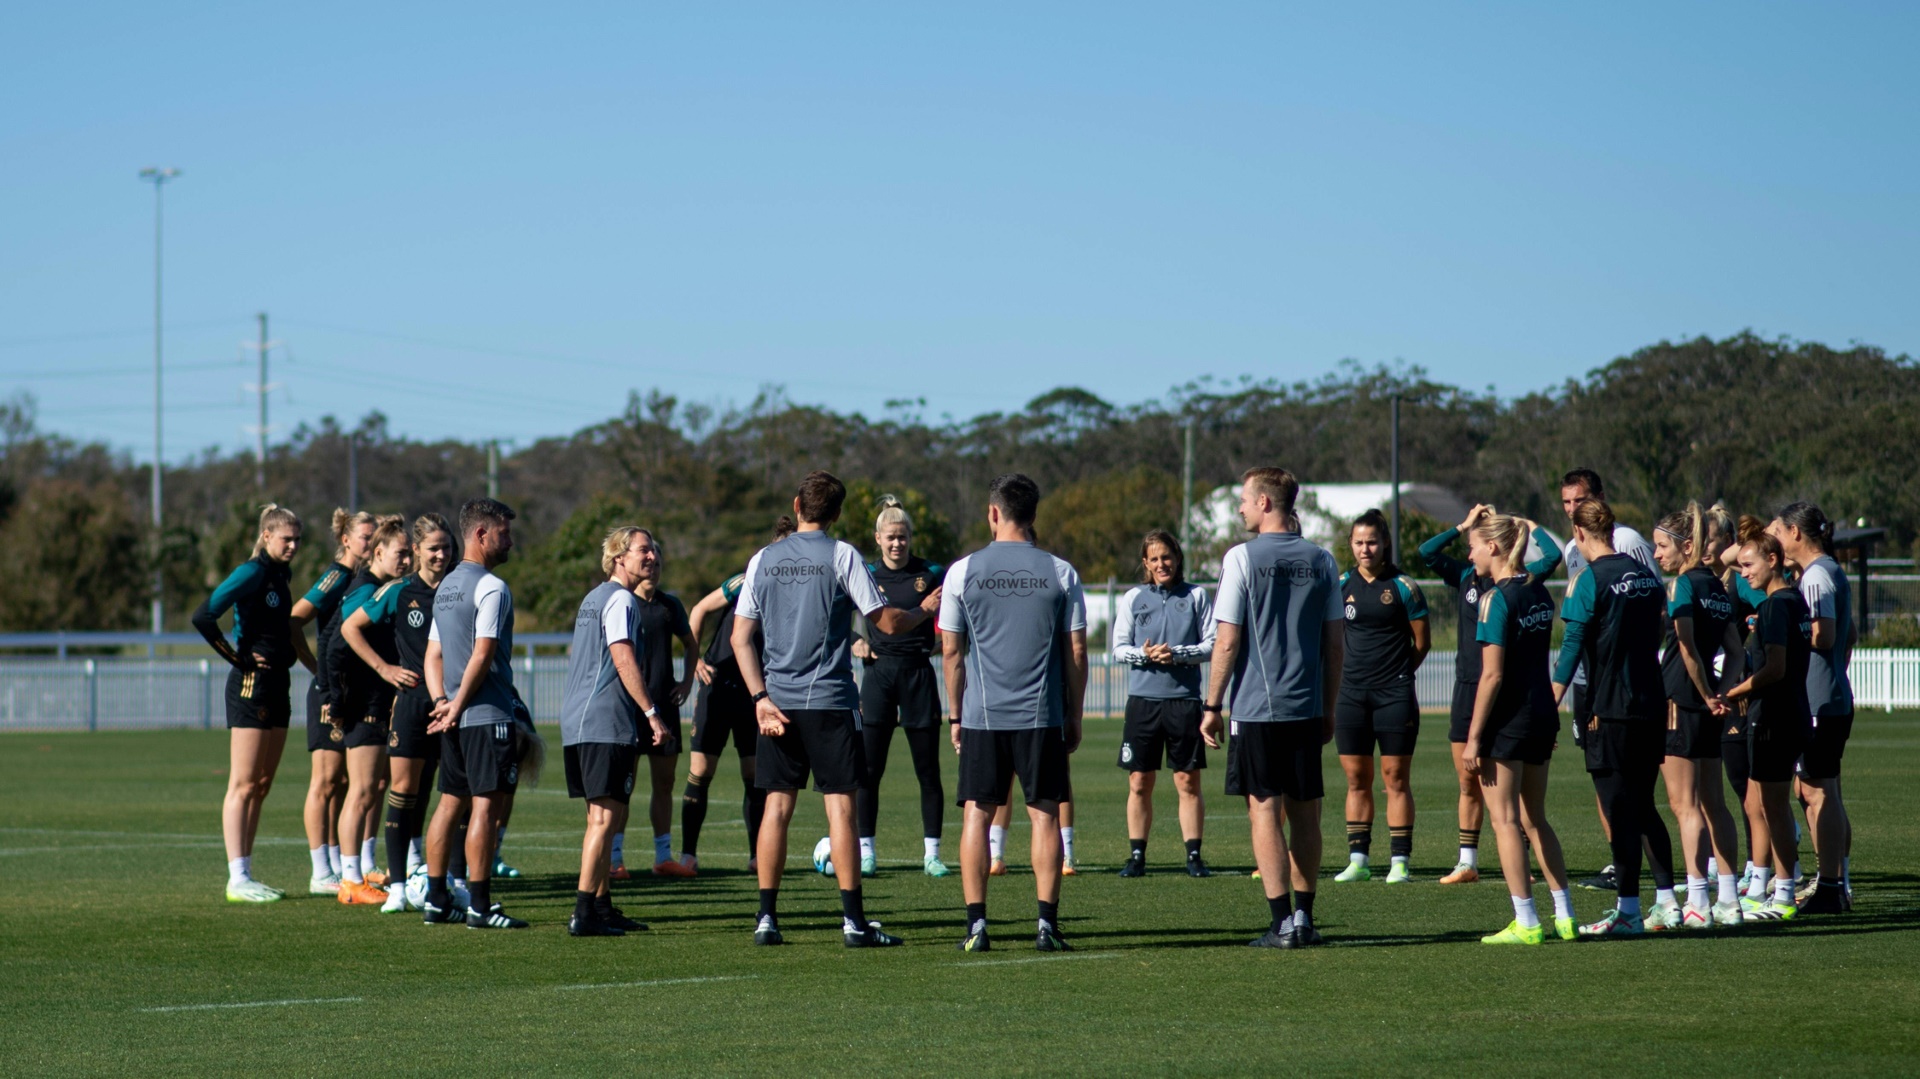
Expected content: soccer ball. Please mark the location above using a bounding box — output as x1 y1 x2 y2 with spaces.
403 867 428 910
812 836 835 876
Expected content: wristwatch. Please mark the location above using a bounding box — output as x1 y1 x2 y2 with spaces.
644 705 659 719
1201 703 1223 714
751 690 770 704
948 716 963 724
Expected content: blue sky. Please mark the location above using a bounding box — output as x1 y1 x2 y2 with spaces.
3 3 1915 462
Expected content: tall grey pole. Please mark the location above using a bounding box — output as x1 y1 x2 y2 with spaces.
255 312 268 489
1390 396 1401 562
140 167 180 635
1181 419 1194 553
348 432 359 511
488 439 500 500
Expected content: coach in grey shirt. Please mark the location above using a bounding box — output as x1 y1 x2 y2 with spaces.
731 471 935 948
941 473 1087 953
1202 467 1344 949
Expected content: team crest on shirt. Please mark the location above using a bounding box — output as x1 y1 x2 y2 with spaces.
1343 602 1356 620
915 576 928 593
266 592 281 608
1380 589 1394 605
1464 586 1479 605
407 609 425 628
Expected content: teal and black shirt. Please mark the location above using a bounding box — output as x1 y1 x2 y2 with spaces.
1662 566 1735 711
327 574 405 702
1418 526 1563 685
1337 568 1428 689
1474 574 1558 733
1555 553 1666 722
193 554 295 670
302 561 356 695
865 556 945 660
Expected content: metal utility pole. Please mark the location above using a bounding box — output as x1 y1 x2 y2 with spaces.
254 312 268 489
348 432 359 511
487 439 500 500
139 166 180 635
1181 419 1194 554
1390 396 1402 562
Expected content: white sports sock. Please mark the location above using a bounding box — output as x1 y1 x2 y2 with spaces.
1748 869 1772 899
1773 876 1795 904
407 838 424 873
1511 895 1541 929
1743 859 1755 877
361 837 376 869
1655 887 1676 908
229 857 250 886
1061 827 1076 862
924 837 941 860
1616 895 1641 917
860 836 875 859
1459 845 1478 869
1348 851 1369 866
989 825 1006 862
1686 877 1710 909
1550 888 1574 920
653 834 672 865
610 832 625 866
1391 855 1409 869
1718 873 1739 905
310 847 331 877
341 854 362 884
327 844 342 875
1706 856 1717 878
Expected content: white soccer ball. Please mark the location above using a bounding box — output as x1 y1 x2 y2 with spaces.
813 836 835 876
403 867 428 910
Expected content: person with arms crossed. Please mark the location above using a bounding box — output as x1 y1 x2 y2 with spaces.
420 497 529 930
1200 466 1343 949
1418 503 1563 885
944 474 1088 952
559 526 674 936
731 471 934 948
193 503 313 903
1112 529 1214 879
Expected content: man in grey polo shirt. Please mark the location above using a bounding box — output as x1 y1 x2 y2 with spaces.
420 497 527 929
731 471 938 948
942 473 1088 953
1201 466 1344 949
558 525 674 937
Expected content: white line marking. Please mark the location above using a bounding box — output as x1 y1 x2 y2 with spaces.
139 996 363 1013
955 952 1120 968
556 975 757 991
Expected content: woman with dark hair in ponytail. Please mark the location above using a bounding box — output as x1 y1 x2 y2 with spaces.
1767 501 1853 914
1332 509 1430 884
1651 503 1746 928
328 515 412 904
288 508 376 894
194 504 314 903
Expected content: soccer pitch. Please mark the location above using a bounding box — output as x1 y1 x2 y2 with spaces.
3 716 1917 1076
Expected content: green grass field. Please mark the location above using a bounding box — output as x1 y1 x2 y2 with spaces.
4 714 1918 1076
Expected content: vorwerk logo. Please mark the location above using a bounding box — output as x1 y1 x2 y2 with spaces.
1255 559 1323 584
1700 593 1734 619
1609 573 1660 598
766 558 829 584
981 570 1052 597
1517 603 1555 632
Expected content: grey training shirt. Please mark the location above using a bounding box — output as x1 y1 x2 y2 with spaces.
558 581 642 747
1111 582 1213 700
1213 531 1343 723
938 541 1087 731
736 530 887 711
1798 555 1854 716
429 560 517 728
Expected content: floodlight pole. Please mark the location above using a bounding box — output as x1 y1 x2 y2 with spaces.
140 166 180 635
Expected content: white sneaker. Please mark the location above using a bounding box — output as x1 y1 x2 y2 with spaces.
379 885 408 913
309 872 342 896
226 879 282 904
1644 900 1684 932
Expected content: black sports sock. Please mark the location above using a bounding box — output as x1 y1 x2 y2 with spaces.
1267 894 1293 933
758 888 778 921
840 889 867 930
1459 827 1480 851
681 774 710 857
1389 826 1413 860
593 890 615 918
574 890 595 922
468 878 491 914
1296 890 1316 920
1347 820 1372 857
427 874 450 907
1129 838 1147 860
1038 899 1059 929
1185 838 1202 861
384 792 414 883
449 821 469 880
965 902 986 930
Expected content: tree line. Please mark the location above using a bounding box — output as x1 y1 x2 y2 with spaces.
4 332 1917 636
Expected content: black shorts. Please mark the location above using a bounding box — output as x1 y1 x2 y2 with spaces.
1665 704 1720 760
306 681 345 752
860 658 942 731
756 708 866 795
388 689 439 759
1119 697 1205 772
1486 715 1556 766
1582 717 1665 776
957 726 1073 808
1750 715 1810 783
1223 719 1325 802
1334 683 1419 757
1449 681 1478 743
1800 712 1853 781
640 696 681 757
565 742 639 804
1568 683 1591 750
224 665 291 730
440 722 522 798
691 676 757 758
334 681 393 750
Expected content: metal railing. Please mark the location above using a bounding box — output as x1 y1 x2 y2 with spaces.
4 648 1916 732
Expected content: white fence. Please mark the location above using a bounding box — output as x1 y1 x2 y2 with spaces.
4 649 1918 733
